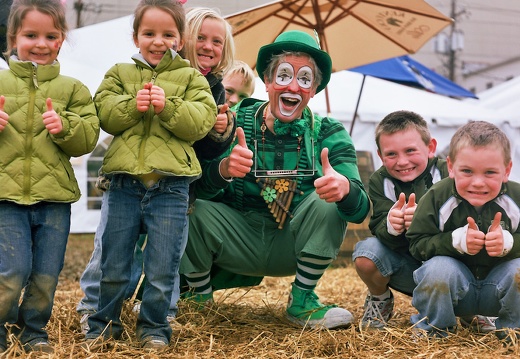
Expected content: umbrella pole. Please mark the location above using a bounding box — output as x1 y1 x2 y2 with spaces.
350 75 366 135
325 86 331 116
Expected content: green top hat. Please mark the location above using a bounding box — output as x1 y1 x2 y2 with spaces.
256 30 332 93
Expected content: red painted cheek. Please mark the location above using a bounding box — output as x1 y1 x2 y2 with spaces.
273 83 288 91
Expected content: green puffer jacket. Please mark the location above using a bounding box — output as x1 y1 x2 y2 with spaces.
0 58 100 205
95 50 217 177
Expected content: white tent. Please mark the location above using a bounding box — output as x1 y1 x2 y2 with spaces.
59 16 510 233
464 76 520 183
466 76 520 124
59 15 136 93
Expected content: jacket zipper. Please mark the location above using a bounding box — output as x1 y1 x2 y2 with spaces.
23 66 38 201
138 70 158 169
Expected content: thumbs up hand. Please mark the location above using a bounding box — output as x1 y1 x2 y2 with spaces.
466 216 486 255
314 147 350 203
213 104 230 134
220 127 253 179
0 96 9 132
403 193 417 230
42 98 63 134
388 192 406 234
485 212 504 257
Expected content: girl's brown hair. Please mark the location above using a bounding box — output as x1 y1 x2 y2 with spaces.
4 0 68 59
132 0 185 44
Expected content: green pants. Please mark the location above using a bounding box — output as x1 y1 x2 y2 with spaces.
180 191 347 281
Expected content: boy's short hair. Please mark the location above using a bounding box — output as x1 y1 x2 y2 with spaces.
375 110 431 152
224 60 256 95
448 120 511 165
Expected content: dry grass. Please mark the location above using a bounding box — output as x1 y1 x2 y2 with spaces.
2 234 518 358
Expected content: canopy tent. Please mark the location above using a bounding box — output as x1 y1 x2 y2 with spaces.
349 55 478 99
347 55 478 133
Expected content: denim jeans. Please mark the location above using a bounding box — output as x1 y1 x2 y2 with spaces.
77 196 180 317
86 174 189 343
77 192 147 314
411 256 520 333
352 236 421 296
0 201 70 348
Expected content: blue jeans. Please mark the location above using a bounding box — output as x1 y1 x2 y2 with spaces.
77 192 147 313
411 256 520 333
0 201 70 348
352 237 421 296
86 174 189 343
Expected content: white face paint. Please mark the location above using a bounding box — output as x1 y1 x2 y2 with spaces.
296 66 313 89
275 62 292 83
267 56 317 122
275 63 314 89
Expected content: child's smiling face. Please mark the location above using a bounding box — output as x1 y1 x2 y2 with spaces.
134 7 184 67
194 18 225 71
448 145 512 206
378 128 436 183
13 10 64 65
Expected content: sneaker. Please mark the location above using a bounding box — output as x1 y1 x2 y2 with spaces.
360 291 394 329
495 328 520 348
167 315 181 328
24 340 54 354
411 327 454 340
286 283 353 329
132 301 141 313
141 337 168 351
79 313 90 335
460 315 497 333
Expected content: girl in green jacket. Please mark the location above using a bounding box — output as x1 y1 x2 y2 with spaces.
0 0 100 354
83 0 217 351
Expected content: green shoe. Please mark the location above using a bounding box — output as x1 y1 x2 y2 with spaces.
286 283 353 329
182 291 214 309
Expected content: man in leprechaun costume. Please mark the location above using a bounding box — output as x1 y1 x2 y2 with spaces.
180 30 370 329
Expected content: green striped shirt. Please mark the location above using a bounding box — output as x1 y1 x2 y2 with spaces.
194 99 369 224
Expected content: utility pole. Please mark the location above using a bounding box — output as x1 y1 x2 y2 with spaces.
434 0 465 81
447 0 466 81
448 0 456 81
74 0 84 28
72 0 104 28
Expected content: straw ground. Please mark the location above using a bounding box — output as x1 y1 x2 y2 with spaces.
2 234 518 358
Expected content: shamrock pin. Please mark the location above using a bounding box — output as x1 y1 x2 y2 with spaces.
262 187 277 203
